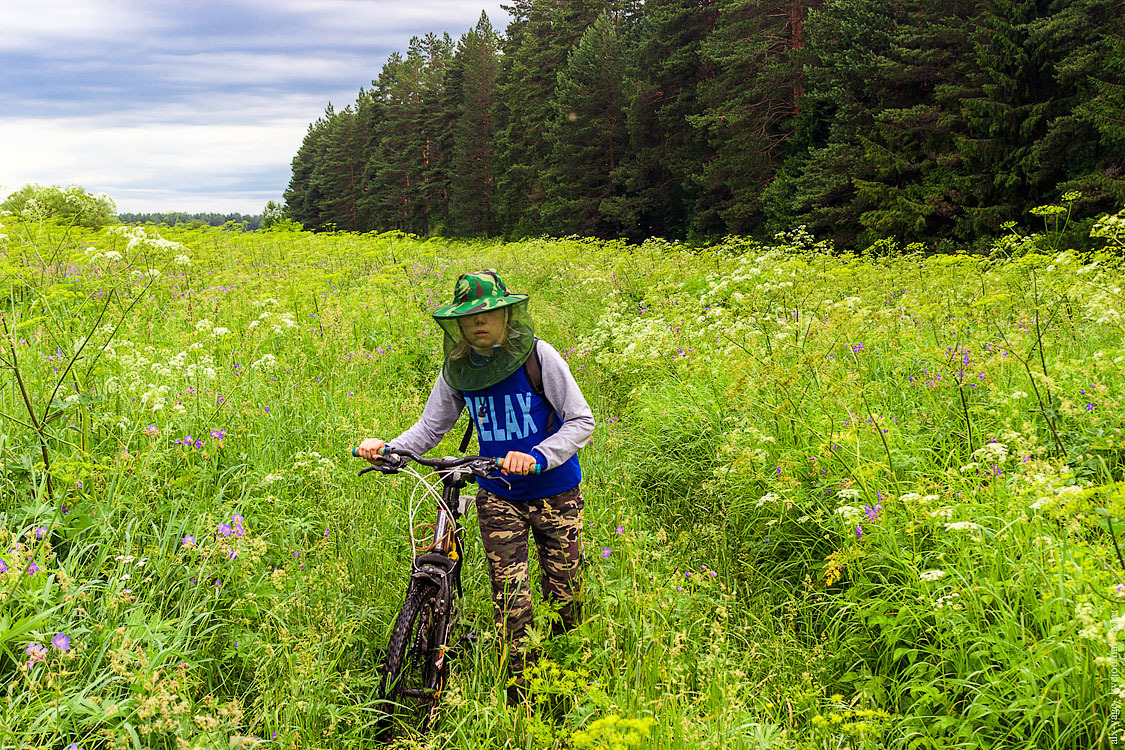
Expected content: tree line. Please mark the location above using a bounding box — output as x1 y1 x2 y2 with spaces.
116 212 263 231
283 0 1124 249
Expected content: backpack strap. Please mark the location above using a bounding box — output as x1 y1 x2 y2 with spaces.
458 413 474 453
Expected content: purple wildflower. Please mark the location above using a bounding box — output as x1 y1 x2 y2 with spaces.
217 523 233 538
182 535 196 548
0 558 6 573
35 526 47 540
210 429 226 440
26 643 47 664
601 548 612 559
27 562 39 575
52 632 71 651
615 525 625 535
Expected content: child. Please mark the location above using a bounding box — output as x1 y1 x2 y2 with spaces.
355 270 595 700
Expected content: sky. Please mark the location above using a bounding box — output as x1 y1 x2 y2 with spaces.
0 0 510 215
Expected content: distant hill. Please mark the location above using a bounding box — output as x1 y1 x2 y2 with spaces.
117 211 261 231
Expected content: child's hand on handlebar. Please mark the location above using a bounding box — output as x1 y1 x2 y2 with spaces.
355 438 386 463
501 451 538 476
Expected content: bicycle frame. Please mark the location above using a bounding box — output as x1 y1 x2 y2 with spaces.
407 466 474 663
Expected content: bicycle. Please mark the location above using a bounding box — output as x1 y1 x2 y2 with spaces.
353 445 539 735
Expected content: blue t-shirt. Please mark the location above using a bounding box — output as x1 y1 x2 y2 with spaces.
462 365 582 501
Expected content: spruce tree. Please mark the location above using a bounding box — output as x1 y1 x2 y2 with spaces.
493 0 618 237
846 0 978 244
953 0 1118 236
1049 0 1125 211
284 107 334 230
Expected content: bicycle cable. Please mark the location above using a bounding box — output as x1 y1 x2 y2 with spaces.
401 464 451 553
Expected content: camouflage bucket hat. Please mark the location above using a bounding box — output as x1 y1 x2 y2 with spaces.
433 270 536 391
432 270 528 319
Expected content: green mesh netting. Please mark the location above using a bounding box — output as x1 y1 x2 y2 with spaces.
437 299 536 391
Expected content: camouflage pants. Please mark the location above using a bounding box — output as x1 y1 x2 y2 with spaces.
476 485 584 672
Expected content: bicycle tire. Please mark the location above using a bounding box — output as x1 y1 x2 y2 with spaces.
380 580 447 728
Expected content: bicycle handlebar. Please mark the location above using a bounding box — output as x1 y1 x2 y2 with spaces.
351 445 542 475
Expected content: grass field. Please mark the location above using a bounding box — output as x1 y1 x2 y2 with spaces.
1 212 1122 748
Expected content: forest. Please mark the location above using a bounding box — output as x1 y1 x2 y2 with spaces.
116 212 264 231
282 0 1125 249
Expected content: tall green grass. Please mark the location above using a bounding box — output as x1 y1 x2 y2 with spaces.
0 214 1121 748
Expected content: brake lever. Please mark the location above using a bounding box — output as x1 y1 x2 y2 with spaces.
471 460 512 490
357 455 405 476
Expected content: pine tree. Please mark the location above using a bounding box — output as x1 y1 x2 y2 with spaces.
312 104 365 230
693 0 819 238
416 33 456 233
628 0 718 240
361 39 452 235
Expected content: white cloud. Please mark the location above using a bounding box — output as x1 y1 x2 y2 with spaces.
144 51 376 88
254 0 506 39
0 0 511 213
0 0 149 51
0 109 312 213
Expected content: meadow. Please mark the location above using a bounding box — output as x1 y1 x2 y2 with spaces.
0 206 1122 748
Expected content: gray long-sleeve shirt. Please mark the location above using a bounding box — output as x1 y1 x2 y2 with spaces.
389 340 595 470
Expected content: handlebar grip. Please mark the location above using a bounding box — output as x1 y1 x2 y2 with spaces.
496 457 542 475
352 444 390 457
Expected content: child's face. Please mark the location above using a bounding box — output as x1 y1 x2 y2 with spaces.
457 309 507 351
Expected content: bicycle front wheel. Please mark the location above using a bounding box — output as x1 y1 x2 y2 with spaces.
380 579 448 729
